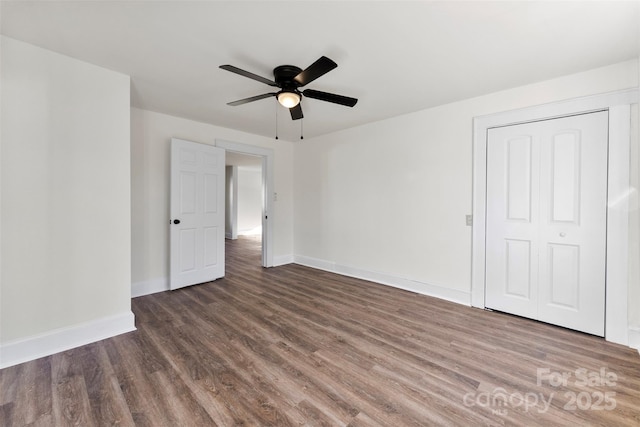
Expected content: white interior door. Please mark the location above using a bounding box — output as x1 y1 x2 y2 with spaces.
170 138 225 290
485 126 541 320
485 111 608 336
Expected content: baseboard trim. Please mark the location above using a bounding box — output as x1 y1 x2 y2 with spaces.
293 255 471 306
629 327 640 355
273 254 294 267
132 277 169 298
0 311 136 369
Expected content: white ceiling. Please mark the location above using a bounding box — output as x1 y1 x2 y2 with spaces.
2 1 638 142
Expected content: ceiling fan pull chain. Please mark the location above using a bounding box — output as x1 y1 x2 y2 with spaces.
300 117 304 140
275 99 279 140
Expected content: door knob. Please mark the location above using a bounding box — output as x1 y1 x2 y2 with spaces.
559 232 566 237
173 219 181 225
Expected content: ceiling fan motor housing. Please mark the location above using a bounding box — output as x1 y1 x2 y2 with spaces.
274 65 303 93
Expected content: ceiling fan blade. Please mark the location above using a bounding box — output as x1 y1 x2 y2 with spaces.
227 93 276 106
289 103 303 120
220 65 278 87
294 56 337 87
303 89 358 107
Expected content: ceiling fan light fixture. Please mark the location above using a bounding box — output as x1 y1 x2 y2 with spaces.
277 91 301 108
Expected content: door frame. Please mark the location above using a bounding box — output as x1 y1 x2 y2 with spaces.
215 139 274 267
471 88 637 346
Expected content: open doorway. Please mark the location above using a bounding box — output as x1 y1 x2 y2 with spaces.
217 139 274 268
226 152 263 245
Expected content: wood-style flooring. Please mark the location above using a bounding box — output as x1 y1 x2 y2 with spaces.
2 236 640 426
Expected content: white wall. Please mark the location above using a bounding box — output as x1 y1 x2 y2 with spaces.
630 101 640 350
294 60 639 311
131 108 294 296
237 167 263 234
0 37 133 367
630 57 640 350
225 165 238 239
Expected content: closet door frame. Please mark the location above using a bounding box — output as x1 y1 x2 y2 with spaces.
471 88 637 346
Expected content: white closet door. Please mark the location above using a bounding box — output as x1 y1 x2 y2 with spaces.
485 111 608 336
485 122 542 320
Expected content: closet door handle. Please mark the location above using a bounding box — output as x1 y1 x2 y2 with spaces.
173 219 181 225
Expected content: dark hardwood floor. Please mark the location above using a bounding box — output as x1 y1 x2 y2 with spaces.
2 236 640 426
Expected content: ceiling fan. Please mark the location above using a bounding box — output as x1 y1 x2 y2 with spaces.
220 56 358 120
